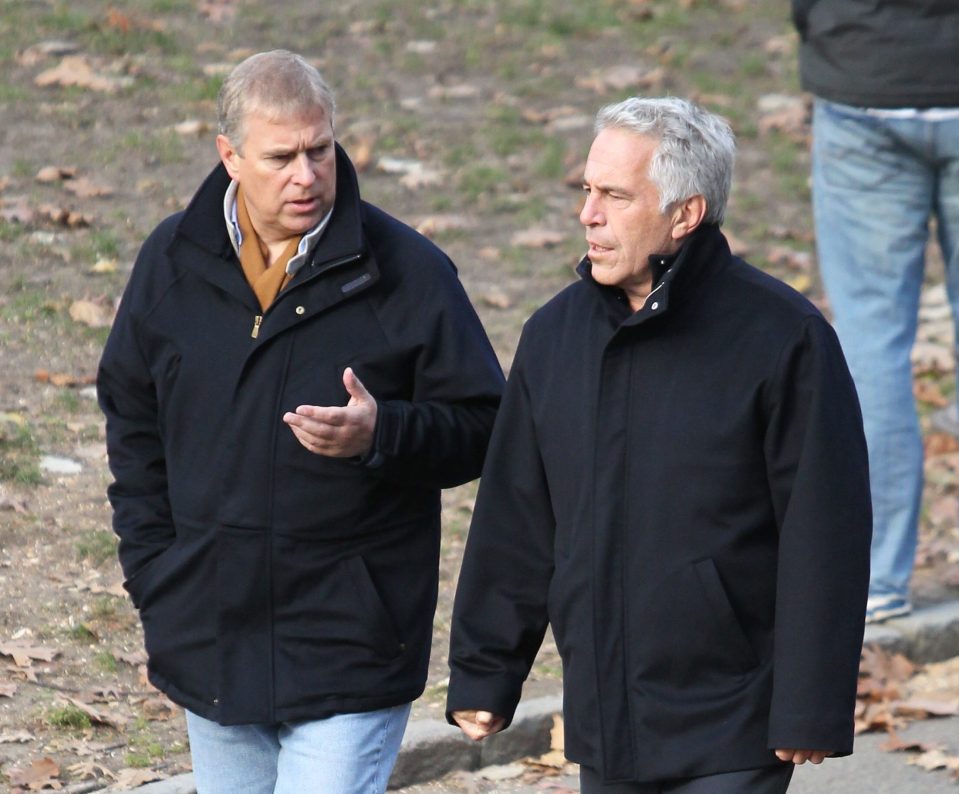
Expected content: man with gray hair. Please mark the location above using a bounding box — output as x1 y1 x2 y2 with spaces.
446 96 871 793
98 50 503 792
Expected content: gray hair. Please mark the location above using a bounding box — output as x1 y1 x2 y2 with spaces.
594 96 735 225
217 50 336 153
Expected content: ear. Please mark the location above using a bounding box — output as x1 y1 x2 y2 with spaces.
670 194 707 240
216 134 241 180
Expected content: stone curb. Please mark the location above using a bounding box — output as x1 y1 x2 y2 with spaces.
116 601 959 792
862 599 959 663
125 694 562 793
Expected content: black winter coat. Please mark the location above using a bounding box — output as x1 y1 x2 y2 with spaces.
98 146 504 724
447 225 871 784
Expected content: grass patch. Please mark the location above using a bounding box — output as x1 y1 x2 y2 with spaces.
69 623 98 643
77 529 118 567
47 704 93 731
766 132 810 199
125 719 167 767
0 418 41 484
535 137 567 180
94 649 119 673
457 164 509 202
72 228 122 263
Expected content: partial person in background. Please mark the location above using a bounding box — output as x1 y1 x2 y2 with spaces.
793 0 959 623
98 49 503 794
446 96 872 793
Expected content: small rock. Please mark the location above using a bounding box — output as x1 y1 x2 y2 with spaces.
39 456 82 475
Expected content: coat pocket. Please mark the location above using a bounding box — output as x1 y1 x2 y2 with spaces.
272 549 404 665
632 557 759 696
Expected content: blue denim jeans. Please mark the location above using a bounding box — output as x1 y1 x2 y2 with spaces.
811 99 959 600
185 703 411 794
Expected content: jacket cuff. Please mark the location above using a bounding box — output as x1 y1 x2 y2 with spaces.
445 669 524 731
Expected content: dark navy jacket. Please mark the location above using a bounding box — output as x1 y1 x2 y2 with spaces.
447 224 871 783
98 146 504 724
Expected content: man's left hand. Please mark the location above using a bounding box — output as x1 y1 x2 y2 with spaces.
283 367 377 458
774 749 832 765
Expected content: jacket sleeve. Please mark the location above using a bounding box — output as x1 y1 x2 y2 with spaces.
446 330 555 727
791 0 817 37
764 315 871 755
363 260 504 490
97 261 175 602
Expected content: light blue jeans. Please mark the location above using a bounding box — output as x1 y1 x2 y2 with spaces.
185 703 411 794
811 99 959 600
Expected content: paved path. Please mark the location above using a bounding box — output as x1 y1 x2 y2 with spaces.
395 716 959 792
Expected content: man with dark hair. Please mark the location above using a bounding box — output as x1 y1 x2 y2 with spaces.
98 49 504 793
446 97 871 793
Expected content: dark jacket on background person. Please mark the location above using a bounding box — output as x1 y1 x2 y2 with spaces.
447 224 871 784
793 0 959 108
98 145 504 725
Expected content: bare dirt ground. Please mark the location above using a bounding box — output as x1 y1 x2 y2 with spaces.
1 1 958 790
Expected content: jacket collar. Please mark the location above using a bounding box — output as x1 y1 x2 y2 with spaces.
167 143 370 302
576 223 730 327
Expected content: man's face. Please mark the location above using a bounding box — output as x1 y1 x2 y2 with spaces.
216 105 336 244
580 127 682 304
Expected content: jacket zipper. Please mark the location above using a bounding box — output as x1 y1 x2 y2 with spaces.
248 252 364 341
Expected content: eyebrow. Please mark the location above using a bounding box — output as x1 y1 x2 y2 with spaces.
583 178 634 198
262 135 333 158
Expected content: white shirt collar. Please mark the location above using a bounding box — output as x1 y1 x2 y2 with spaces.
222 179 334 276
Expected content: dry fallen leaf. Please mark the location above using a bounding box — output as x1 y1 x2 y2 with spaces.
35 165 77 183
198 0 238 25
60 695 127 729
766 245 812 271
0 196 35 224
894 697 959 718
7 756 61 790
0 640 59 667
481 290 512 310
69 299 114 328
90 258 119 274
142 695 179 720
908 748 959 773
173 119 211 136
36 204 93 227
0 729 34 743
35 55 134 93
16 40 80 67
415 214 472 237
67 761 116 782
106 767 166 791
63 177 114 198
925 432 959 458
511 228 568 249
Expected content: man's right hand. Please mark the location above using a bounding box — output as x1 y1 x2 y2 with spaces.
451 710 507 741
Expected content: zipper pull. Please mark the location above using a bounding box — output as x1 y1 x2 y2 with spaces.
251 315 262 339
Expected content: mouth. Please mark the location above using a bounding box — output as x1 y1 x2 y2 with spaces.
587 240 613 256
288 197 319 212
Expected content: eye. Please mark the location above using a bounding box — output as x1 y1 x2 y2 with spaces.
307 145 330 161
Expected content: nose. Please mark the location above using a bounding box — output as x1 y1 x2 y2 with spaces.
579 192 603 227
291 153 317 186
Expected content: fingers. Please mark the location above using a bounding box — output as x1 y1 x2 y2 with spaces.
451 710 506 742
775 749 831 765
343 367 372 404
